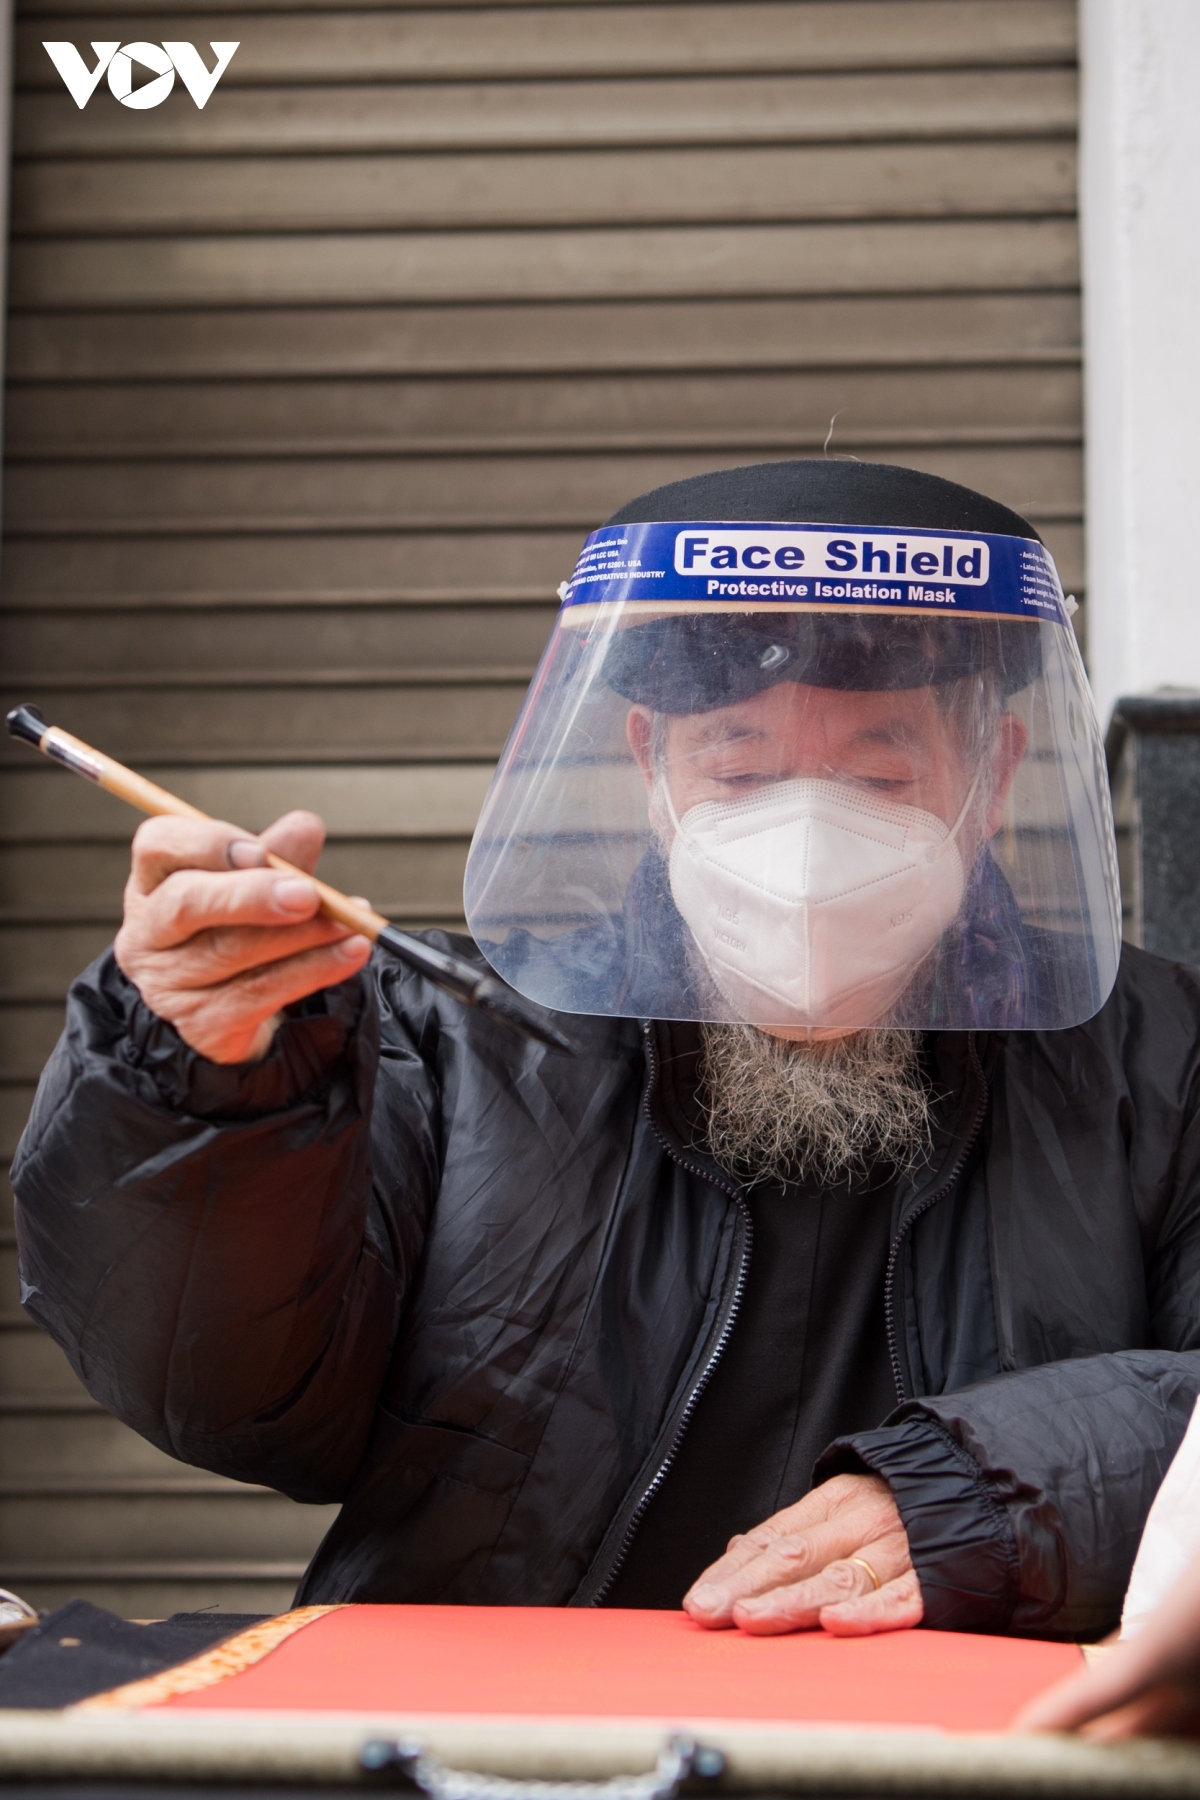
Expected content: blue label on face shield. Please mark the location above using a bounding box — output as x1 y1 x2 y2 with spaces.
557 521 1068 623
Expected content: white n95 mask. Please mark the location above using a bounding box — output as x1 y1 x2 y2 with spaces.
665 778 972 1030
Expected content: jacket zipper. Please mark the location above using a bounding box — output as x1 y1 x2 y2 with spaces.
587 1022 752 1606
882 1037 989 1404
592 1030 988 1600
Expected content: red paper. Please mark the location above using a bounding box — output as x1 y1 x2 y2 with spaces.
161 1606 1080 1732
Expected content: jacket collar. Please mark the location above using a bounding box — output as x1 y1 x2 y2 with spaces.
642 1019 732 1190
892 1031 991 1233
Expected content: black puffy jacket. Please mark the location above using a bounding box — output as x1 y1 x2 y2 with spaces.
13 940 1200 1638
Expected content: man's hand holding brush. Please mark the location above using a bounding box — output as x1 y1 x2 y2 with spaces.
115 810 373 1065
7 705 571 1051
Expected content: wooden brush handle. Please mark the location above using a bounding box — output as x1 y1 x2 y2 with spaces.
42 725 391 942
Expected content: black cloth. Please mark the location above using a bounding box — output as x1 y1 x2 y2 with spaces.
606 1166 896 1608
11 940 1200 1639
0 1601 265 1709
606 457 1041 539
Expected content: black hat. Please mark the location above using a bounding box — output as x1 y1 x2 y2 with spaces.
599 460 1044 713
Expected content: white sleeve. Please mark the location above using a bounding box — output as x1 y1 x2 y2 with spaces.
1121 1395 1200 1637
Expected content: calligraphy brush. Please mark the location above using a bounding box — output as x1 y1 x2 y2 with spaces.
6 704 575 1055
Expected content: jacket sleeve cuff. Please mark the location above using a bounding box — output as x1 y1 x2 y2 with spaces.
815 1412 1021 1633
97 951 370 1121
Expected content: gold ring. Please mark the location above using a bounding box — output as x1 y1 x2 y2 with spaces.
847 1556 882 1592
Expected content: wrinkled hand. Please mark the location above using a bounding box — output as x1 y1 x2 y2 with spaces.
683 1473 922 1637
1014 1548 1200 1739
114 810 373 1066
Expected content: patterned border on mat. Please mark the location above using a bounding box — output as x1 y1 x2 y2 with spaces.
73 1604 345 1711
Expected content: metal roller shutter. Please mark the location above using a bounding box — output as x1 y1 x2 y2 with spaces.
0 0 1080 1614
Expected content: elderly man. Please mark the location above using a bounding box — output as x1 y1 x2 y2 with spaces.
13 460 1200 1641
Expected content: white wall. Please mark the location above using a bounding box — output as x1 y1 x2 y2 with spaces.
1080 0 1200 729
0 0 11 449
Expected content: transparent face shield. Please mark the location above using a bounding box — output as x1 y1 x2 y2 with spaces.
463 521 1121 1032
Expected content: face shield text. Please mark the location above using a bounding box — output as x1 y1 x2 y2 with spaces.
675 530 990 585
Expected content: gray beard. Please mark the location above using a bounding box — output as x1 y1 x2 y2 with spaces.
698 1023 933 1188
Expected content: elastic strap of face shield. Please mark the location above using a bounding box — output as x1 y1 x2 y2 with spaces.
940 768 984 861
657 773 687 844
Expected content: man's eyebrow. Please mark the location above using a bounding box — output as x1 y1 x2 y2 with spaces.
688 720 769 748
848 722 922 749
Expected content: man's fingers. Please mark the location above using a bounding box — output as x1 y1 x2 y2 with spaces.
129 815 260 894
686 1517 908 1628
684 1478 913 1633
726 1556 915 1637
685 1475 901 1621
216 935 372 1019
686 1488 864 1607
686 1524 857 1622
729 1558 874 1635
817 1569 925 1637
127 812 329 900
131 867 323 951
165 936 372 1065
258 809 326 875
697 1482 847 1589
137 912 356 990
684 1533 779 1608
